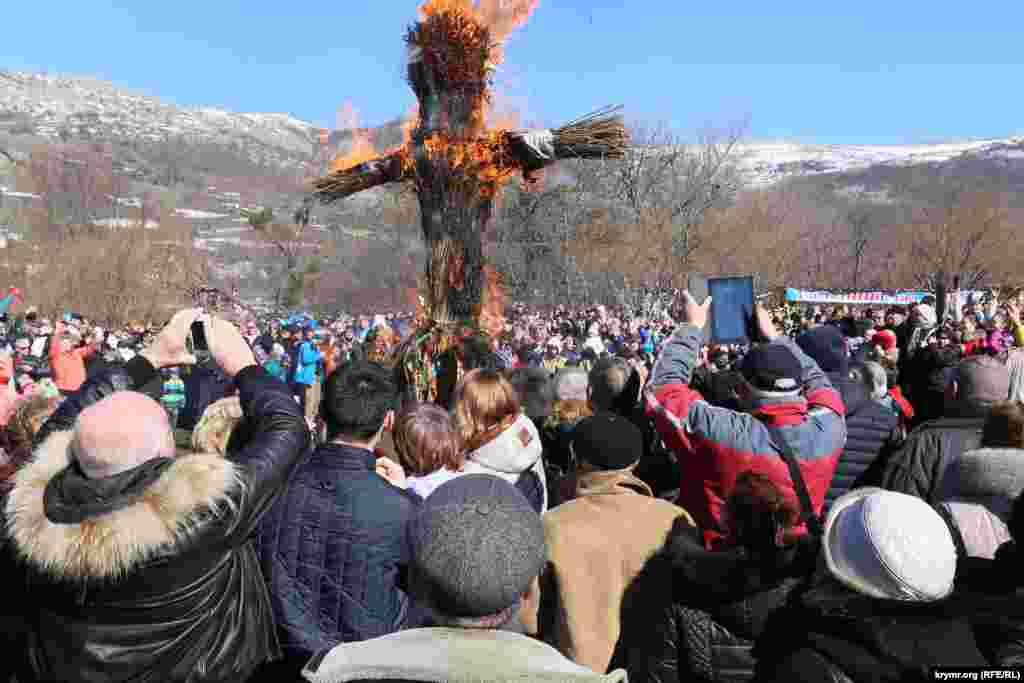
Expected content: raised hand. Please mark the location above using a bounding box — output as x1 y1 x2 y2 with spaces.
670 291 712 330
141 309 202 369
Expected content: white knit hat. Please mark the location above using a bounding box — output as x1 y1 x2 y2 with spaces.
823 488 956 602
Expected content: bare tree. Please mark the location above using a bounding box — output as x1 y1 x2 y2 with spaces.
1 206 208 325
895 186 1021 291
844 197 877 288
242 206 320 308
612 123 744 269
498 122 747 307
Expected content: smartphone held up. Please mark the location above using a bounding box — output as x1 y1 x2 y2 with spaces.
187 318 214 366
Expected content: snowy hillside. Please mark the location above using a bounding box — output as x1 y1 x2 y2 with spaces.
0 70 319 170
734 138 1024 186
3 69 1022 189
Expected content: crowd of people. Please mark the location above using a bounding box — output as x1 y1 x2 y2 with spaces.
2 283 1024 682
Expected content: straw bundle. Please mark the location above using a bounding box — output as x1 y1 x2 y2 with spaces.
311 154 407 204
310 106 630 204
503 105 628 176
551 105 629 160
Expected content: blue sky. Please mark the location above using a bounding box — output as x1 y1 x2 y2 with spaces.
3 1 1023 144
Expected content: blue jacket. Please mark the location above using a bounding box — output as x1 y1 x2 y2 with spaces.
262 358 288 383
255 443 421 668
293 340 323 386
0 292 16 317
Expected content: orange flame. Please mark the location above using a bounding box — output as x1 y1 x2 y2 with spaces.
477 264 507 339
330 103 380 171
477 0 541 45
330 2 540 198
400 106 420 146
416 130 519 198
330 132 377 172
488 108 521 133
417 0 540 65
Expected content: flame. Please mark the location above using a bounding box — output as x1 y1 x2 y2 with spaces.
330 103 380 172
417 0 540 65
399 106 420 146
416 130 518 198
477 0 540 46
330 132 377 172
328 2 541 200
476 264 507 339
488 108 520 133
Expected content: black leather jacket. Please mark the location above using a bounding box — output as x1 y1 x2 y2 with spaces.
8 356 310 683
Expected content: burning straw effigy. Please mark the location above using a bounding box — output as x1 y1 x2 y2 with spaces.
311 107 628 203
309 0 628 402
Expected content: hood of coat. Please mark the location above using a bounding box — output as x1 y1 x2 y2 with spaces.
468 413 542 475
940 448 1024 518
5 429 242 581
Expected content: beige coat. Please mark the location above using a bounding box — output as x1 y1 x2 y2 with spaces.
527 468 694 675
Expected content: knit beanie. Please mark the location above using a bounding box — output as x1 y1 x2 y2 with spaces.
571 413 642 471
796 326 849 376
408 474 545 619
955 356 1011 408
872 329 898 352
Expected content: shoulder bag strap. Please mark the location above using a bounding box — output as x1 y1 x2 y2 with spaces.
766 425 824 538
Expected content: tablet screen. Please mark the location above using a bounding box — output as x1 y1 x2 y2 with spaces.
709 277 755 345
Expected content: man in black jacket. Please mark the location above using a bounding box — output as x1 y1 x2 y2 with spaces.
861 354 1010 503
256 360 421 677
796 326 901 512
4 309 310 683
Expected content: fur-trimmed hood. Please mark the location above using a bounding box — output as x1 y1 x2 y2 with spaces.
939 447 1024 519
5 429 242 581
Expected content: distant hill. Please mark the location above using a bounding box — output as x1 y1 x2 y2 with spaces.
3 68 1023 302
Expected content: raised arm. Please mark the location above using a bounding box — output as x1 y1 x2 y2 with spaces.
647 292 711 391
647 324 702 391
204 317 310 543
35 310 204 446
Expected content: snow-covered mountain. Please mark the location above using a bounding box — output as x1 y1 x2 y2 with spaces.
0 70 319 171
735 138 1024 187
4 69 1023 188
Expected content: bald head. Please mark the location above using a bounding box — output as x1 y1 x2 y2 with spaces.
72 392 175 479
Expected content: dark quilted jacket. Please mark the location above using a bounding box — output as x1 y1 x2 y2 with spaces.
255 442 421 670
823 377 900 512
864 416 986 503
653 585 804 683
644 521 816 683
